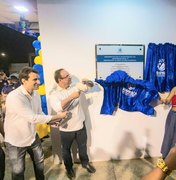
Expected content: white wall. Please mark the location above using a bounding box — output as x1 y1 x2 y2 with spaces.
37 0 176 162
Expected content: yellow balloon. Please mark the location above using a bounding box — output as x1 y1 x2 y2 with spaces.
37 84 45 95
37 36 41 41
39 49 42 57
34 56 42 65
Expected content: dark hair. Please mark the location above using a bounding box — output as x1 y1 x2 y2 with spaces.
19 67 39 84
54 69 64 83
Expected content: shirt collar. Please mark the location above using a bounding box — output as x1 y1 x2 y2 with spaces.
19 85 35 98
57 85 63 91
57 84 73 91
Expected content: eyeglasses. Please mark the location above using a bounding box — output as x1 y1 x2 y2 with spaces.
60 74 71 79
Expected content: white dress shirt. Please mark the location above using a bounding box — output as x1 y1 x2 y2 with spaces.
4 85 52 147
49 85 85 132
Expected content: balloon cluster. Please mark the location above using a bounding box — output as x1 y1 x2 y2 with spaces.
32 36 48 115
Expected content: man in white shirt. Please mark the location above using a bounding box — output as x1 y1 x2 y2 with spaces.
49 68 96 179
4 67 68 180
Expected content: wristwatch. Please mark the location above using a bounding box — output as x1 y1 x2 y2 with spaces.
156 158 171 175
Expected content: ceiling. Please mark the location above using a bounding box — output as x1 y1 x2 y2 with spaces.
0 0 39 36
0 0 39 73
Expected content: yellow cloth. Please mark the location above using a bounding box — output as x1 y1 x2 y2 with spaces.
36 123 50 139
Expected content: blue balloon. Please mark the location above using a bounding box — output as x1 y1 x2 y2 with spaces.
42 107 48 115
41 95 47 105
32 40 41 49
39 72 44 85
33 64 44 84
35 49 39 56
33 64 43 74
40 95 48 114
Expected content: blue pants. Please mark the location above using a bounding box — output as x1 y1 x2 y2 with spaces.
60 124 89 171
5 134 44 180
0 146 5 180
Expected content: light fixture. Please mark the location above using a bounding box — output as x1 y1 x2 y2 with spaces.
14 6 29 13
0 52 6 57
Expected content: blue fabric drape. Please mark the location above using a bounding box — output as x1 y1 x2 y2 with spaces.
144 43 176 92
96 70 159 116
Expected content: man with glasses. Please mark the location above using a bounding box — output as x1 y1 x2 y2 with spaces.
49 68 96 179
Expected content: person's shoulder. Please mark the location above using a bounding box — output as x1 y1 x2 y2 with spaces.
49 85 62 95
7 86 20 96
5 88 19 102
171 87 176 92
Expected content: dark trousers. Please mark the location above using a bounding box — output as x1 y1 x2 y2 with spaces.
5 134 44 180
60 125 89 171
0 146 5 180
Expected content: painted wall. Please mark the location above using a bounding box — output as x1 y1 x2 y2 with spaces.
37 0 176 162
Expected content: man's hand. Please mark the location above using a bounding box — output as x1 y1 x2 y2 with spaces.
48 111 72 127
141 146 176 180
76 83 88 92
48 111 70 125
70 91 80 100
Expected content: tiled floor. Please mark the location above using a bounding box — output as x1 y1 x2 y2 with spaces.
3 137 176 180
